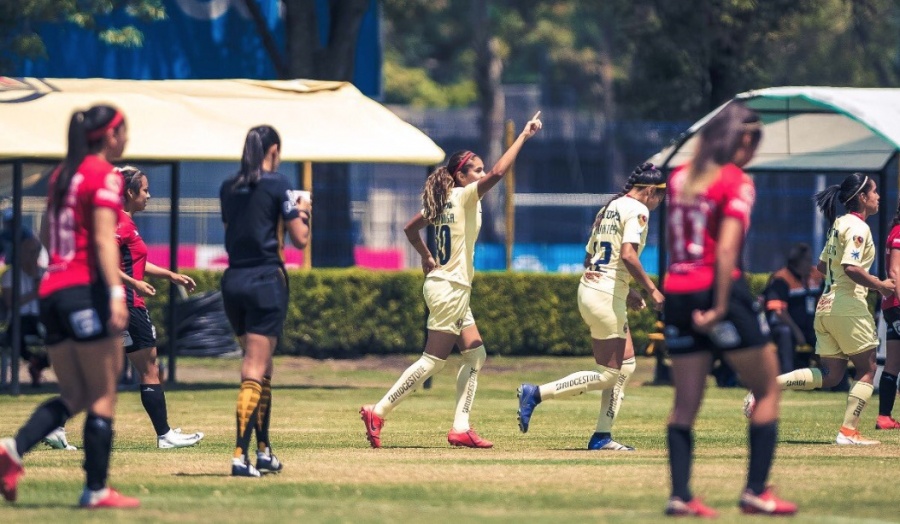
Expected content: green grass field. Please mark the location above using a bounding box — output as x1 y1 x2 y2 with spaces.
0 355 898 523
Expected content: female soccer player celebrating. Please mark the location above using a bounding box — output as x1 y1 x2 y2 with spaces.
663 101 795 517
746 173 893 445
0 105 139 508
360 112 543 449
516 162 665 451
220 125 311 477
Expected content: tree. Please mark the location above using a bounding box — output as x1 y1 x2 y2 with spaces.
0 0 165 70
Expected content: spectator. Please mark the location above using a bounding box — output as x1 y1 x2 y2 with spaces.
1 236 48 387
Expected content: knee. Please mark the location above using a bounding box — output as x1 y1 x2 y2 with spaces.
461 345 487 371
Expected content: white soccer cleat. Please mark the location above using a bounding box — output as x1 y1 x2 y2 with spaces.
42 427 77 451
158 428 204 449
742 391 756 418
835 427 879 446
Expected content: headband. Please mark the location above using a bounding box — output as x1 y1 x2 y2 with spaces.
842 176 868 205
634 183 666 188
87 111 124 141
451 152 475 175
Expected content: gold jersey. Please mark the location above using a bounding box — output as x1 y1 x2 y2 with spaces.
580 196 650 299
427 182 482 287
816 213 875 317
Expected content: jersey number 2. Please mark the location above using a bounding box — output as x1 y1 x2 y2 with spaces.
591 241 612 270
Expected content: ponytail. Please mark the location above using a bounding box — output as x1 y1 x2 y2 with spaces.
234 125 281 189
814 172 870 224
422 166 455 223
51 105 123 216
685 101 761 199
117 165 145 204
592 162 664 230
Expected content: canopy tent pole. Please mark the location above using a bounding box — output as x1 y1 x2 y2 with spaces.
8 160 24 395
504 120 515 271
167 161 181 384
303 161 313 269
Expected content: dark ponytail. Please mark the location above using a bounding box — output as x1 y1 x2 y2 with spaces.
814 172 870 224
592 162 664 230
51 104 122 216
234 125 281 189
117 165 146 204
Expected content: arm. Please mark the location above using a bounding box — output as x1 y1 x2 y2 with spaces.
844 264 894 296
692 216 743 331
476 112 542 198
145 261 196 293
620 242 664 309
286 199 312 249
890 248 900 300
94 207 128 332
404 212 436 275
817 260 827 274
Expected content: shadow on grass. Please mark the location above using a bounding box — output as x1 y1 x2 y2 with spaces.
1 382 360 396
781 439 832 445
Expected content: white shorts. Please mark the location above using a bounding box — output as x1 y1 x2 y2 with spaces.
578 283 628 340
424 278 475 335
814 314 878 360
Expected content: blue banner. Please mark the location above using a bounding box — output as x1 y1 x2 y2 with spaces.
14 0 381 97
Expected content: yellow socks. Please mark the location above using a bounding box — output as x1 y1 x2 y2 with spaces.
256 376 272 452
234 379 262 459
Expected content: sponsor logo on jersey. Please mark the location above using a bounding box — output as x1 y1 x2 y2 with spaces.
853 235 864 248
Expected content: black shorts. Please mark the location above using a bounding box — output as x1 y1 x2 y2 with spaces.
221 265 288 338
663 278 769 356
884 307 900 341
40 284 112 345
124 307 157 352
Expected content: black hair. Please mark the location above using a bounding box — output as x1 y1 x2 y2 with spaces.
686 101 761 198
51 105 124 216
117 165 146 204
891 197 900 228
233 125 281 189
787 243 811 270
592 162 664 230
814 172 871 224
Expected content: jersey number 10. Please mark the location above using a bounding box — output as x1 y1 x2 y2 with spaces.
436 225 452 265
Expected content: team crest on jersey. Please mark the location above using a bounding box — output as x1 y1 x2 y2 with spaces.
637 215 647 227
853 235 864 248
851 250 861 260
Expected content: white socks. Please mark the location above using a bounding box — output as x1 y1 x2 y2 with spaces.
452 346 487 431
596 357 635 433
374 353 446 417
776 367 823 391
842 381 874 430
538 366 619 401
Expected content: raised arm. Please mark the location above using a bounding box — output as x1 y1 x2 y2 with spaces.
476 111 543 198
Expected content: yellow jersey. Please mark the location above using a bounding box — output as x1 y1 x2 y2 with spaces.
427 182 482 287
816 213 875 317
580 196 650 299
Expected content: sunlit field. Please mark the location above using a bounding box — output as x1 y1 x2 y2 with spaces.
0 355 897 523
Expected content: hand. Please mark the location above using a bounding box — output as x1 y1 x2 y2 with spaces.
626 289 646 311
134 280 156 297
172 273 196 293
649 288 665 312
421 255 437 275
691 307 726 333
521 111 543 140
878 278 895 297
108 297 128 334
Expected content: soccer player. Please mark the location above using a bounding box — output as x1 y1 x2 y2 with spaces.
878 199 900 430
516 162 666 451
359 112 543 449
745 173 893 445
220 125 311 477
663 101 795 517
0 105 139 508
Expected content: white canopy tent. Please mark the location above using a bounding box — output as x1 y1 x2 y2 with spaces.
649 86 900 279
0 77 445 393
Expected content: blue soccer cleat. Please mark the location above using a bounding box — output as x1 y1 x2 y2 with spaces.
588 432 635 451
517 383 540 433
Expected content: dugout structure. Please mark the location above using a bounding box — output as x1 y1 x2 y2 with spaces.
0 77 444 394
650 86 900 281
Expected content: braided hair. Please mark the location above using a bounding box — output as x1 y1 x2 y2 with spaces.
814 172 871 224
592 162 664 230
422 150 475 223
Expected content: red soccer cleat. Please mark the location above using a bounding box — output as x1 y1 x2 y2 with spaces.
359 405 384 449
665 496 719 518
447 428 493 449
875 415 900 430
79 487 140 509
739 486 798 515
0 439 24 502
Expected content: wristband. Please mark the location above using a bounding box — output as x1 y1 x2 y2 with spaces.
110 286 126 300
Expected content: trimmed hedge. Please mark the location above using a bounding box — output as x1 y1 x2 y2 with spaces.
141 270 780 358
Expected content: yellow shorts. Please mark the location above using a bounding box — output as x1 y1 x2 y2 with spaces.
578 283 628 340
814 314 878 360
423 278 475 335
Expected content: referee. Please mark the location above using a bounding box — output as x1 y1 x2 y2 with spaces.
220 125 311 477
